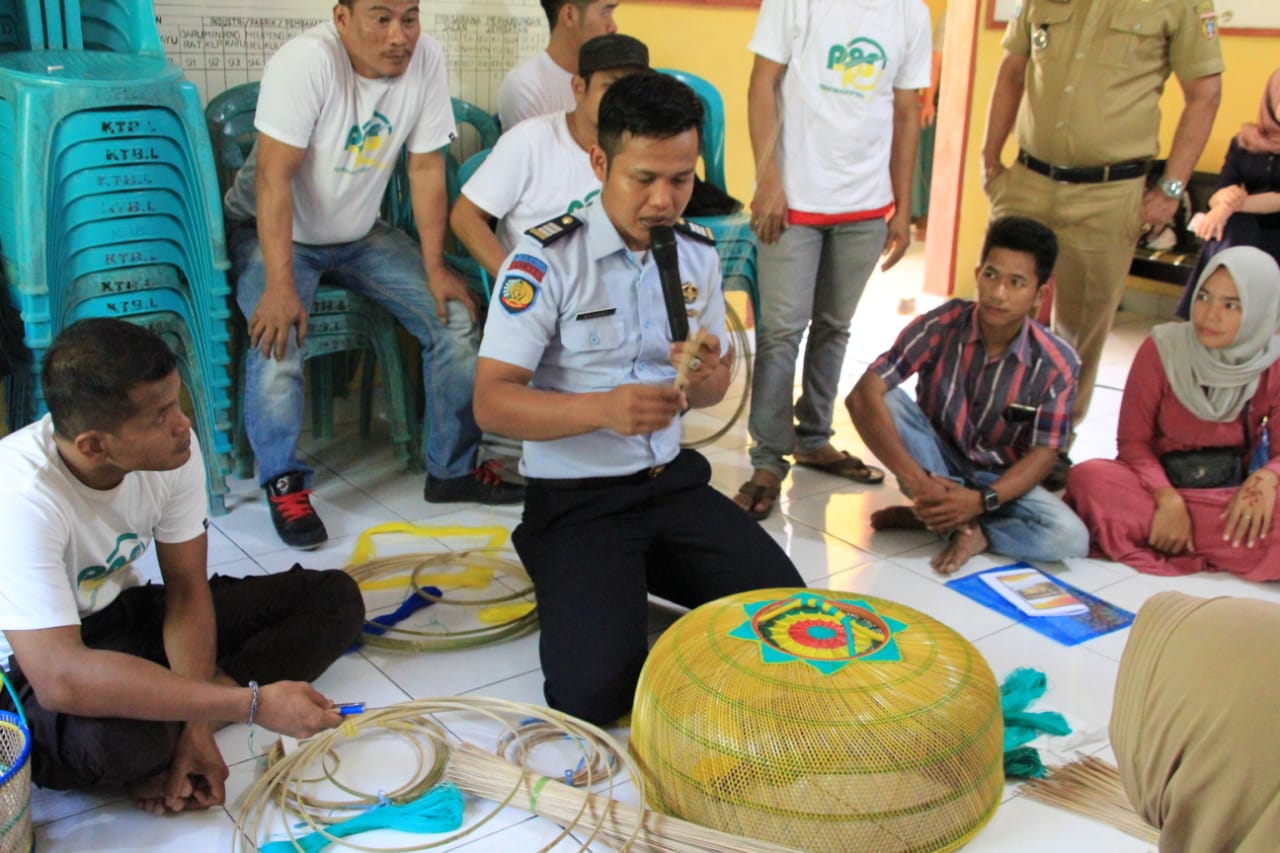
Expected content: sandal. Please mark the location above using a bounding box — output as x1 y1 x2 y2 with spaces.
734 480 780 521
794 450 885 485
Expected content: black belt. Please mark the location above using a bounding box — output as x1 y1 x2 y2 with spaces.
525 463 669 491
1016 150 1151 184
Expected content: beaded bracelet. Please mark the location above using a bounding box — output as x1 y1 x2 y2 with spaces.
247 680 260 726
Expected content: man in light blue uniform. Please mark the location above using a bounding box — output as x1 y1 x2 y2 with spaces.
474 73 803 725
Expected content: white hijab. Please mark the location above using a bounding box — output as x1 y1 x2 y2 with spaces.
1151 246 1280 422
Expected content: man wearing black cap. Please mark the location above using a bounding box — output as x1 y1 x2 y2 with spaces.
452 34 650 279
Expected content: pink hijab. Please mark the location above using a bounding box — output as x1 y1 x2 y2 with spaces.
1239 68 1280 154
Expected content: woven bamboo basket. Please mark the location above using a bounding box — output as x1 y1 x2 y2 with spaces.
630 588 1003 853
0 673 32 853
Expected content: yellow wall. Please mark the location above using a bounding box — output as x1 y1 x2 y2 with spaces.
617 3 762 202
620 4 1274 298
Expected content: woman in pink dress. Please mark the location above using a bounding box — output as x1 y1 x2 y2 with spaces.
1066 246 1280 581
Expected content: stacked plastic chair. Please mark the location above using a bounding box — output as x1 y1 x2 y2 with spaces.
658 68 760 320
0 0 235 514
205 82 423 479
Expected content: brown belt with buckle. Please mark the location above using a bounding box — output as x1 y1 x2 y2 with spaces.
526 463 670 491
1017 150 1151 184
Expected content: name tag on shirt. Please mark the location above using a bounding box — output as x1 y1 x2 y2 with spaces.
575 308 617 321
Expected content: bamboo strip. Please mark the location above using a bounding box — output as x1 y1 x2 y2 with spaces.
1021 756 1158 843
448 744 807 853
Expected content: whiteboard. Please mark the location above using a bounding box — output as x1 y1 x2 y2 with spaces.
153 0 548 108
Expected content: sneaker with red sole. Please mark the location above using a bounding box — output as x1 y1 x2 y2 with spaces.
424 459 525 505
265 471 328 549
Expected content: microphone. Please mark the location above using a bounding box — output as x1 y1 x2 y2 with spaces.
650 225 689 342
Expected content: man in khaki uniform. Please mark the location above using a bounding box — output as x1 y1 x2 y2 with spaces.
981 0 1224 466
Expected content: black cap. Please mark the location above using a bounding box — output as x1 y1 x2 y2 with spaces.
578 34 650 78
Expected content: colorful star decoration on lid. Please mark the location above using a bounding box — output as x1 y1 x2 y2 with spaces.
729 593 910 675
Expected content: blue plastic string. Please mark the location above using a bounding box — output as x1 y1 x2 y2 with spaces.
346 586 443 652
259 782 464 853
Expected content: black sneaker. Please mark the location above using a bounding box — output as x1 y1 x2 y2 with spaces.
1043 453 1073 492
265 472 328 549
424 460 525 505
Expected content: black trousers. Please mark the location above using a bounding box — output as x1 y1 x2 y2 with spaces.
513 450 804 725
3 566 364 790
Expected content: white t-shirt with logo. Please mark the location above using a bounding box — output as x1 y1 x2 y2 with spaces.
222 21 456 245
497 51 576 131
0 416 208 662
461 111 601 251
749 0 932 214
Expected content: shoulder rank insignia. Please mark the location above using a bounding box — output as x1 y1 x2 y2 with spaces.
673 218 716 246
526 214 584 246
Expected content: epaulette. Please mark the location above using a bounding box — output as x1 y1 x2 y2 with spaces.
673 218 716 246
525 214 584 246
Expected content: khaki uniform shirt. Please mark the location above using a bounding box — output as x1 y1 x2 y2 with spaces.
1003 0 1224 166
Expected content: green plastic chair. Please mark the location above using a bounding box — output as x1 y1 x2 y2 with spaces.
205 82 423 477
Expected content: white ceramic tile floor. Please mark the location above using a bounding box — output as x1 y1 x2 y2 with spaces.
37 241 1259 852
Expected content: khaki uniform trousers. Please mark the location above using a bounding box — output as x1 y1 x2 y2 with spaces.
988 162 1145 428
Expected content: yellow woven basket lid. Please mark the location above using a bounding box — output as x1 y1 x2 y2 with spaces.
630 587 1003 853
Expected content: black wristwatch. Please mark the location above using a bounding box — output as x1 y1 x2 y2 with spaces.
981 487 1000 513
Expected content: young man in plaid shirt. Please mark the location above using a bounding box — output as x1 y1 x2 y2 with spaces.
847 216 1089 574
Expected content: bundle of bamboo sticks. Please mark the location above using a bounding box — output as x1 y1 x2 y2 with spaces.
447 743 806 853
1021 755 1158 843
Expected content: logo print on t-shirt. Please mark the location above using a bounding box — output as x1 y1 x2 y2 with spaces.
565 188 601 216
824 37 887 95
339 111 394 173
76 532 145 607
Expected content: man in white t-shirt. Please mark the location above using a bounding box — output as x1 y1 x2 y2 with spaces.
734 0 932 521
497 0 620 130
223 0 522 550
0 319 364 812
453 34 648 277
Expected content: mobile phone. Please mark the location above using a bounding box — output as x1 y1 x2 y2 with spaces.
1003 403 1037 423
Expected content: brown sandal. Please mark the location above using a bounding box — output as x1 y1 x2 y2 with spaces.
734 481 780 521
794 450 885 485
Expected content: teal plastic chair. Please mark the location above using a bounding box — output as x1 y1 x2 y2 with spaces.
446 146 494 300
656 68 758 319
206 81 423 476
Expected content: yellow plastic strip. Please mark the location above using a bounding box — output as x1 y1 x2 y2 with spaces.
348 524 510 565
477 602 537 625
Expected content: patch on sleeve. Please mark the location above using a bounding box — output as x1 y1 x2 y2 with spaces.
673 218 716 245
525 214 583 246
498 275 539 314
509 253 548 282
1199 10 1217 38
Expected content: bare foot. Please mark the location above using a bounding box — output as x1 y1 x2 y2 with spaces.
733 469 781 518
930 522 989 575
792 445 845 467
129 771 171 815
870 505 927 531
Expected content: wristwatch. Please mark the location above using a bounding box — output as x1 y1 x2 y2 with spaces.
1157 176 1185 199
981 487 1001 513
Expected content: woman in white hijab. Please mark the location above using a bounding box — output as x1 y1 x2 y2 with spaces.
1065 246 1280 580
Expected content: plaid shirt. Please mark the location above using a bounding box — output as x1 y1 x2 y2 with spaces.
870 299 1079 468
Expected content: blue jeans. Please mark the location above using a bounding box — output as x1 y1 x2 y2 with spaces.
748 219 886 478
884 388 1089 562
230 221 480 484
